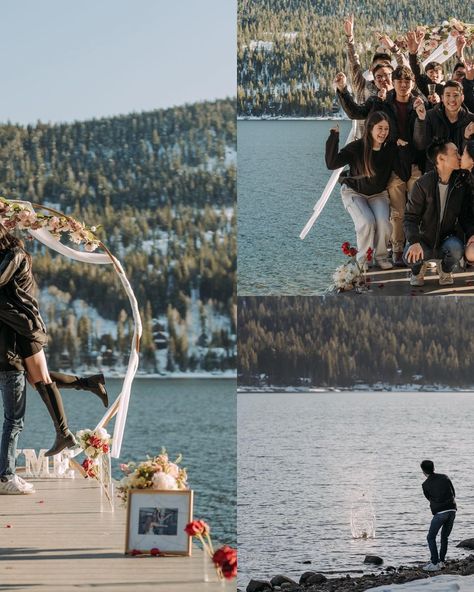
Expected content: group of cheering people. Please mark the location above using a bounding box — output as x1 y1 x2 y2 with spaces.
326 16 474 286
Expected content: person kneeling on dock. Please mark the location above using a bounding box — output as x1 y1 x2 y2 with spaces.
420 460 456 572
403 139 474 286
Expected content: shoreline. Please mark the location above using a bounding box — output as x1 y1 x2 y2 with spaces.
237 384 474 393
238 115 347 121
243 554 474 592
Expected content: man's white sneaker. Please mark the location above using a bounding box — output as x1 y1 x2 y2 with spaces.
410 263 427 287
376 258 394 270
0 474 35 495
15 475 35 491
438 562 445 569
423 562 440 572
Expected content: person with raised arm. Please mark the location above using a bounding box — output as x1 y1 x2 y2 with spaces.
0 224 109 460
326 111 413 269
413 80 474 167
403 139 474 286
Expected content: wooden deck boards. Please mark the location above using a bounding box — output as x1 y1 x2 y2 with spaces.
343 266 474 296
0 476 234 592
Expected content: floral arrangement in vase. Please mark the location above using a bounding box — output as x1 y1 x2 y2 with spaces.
76 427 112 479
185 519 237 582
0 196 101 252
332 242 373 292
117 449 188 503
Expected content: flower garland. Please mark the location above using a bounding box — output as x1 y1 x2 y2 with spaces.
117 449 188 503
0 196 101 252
381 19 474 59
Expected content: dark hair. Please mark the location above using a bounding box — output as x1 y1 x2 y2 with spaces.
372 63 394 77
371 52 391 65
362 111 390 177
0 223 33 271
425 61 442 73
420 460 434 475
392 65 414 81
466 139 474 160
452 62 465 73
442 80 463 94
426 137 451 165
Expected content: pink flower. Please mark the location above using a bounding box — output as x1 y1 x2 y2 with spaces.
152 472 178 490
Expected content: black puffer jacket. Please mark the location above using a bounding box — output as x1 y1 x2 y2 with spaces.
404 169 474 248
422 473 456 515
0 247 47 350
414 104 474 153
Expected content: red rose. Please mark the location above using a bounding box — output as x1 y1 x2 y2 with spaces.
341 241 351 255
150 547 161 556
366 247 373 262
130 549 142 556
213 545 237 579
184 519 210 536
349 247 358 257
102 444 110 453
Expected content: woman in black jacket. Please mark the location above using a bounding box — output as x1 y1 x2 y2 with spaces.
326 111 411 269
0 224 109 457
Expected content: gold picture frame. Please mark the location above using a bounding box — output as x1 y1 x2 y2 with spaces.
125 489 193 555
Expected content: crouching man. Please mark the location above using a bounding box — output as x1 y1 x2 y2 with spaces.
403 139 474 286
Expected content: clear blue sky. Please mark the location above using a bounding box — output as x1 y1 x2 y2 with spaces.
1 1 236 125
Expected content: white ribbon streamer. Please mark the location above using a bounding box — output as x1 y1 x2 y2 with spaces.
300 36 458 239
12 200 142 458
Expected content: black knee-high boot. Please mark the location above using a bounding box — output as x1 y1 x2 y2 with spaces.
48 372 108 408
35 381 78 457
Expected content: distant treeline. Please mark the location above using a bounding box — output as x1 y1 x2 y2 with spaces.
238 0 472 116
238 297 474 387
0 99 236 371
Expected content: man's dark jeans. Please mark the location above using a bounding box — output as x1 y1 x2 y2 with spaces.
427 511 456 564
0 371 26 477
403 236 464 275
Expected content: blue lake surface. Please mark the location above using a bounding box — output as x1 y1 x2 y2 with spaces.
238 119 356 295
18 377 236 545
238 391 474 587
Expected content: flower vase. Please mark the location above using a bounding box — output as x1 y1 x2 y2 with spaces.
98 453 114 512
202 552 235 589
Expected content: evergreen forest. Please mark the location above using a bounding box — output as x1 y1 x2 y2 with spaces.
238 0 473 116
238 296 474 387
0 98 236 373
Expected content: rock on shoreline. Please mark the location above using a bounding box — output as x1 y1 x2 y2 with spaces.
242 554 474 592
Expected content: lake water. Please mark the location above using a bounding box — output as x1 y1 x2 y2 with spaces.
17 377 236 545
237 391 474 587
238 119 357 295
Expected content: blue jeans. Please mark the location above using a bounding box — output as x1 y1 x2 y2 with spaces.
427 511 456 564
403 236 464 275
0 371 26 477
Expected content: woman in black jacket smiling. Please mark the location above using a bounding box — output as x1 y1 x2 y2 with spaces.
326 111 411 269
0 224 108 457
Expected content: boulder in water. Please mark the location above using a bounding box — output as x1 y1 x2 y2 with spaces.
457 538 474 549
364 555 384 565
247 579 273 592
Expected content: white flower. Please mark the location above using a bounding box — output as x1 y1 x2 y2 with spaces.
96 428 109 439
152 472 178 490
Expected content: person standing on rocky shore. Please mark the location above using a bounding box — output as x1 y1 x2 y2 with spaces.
421 459 457 572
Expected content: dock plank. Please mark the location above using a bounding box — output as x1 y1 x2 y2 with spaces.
0 476 235 591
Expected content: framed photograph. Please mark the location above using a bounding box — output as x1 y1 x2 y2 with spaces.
125 489 193 555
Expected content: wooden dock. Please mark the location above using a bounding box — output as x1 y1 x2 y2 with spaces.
0 475 235 592
346 265 474 296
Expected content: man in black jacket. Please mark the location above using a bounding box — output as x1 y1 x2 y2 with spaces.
0 323 35 494
420 460 456 572
414 81 474 167
403 139 474 286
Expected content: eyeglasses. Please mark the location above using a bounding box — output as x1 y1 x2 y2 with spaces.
375 74 392 81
